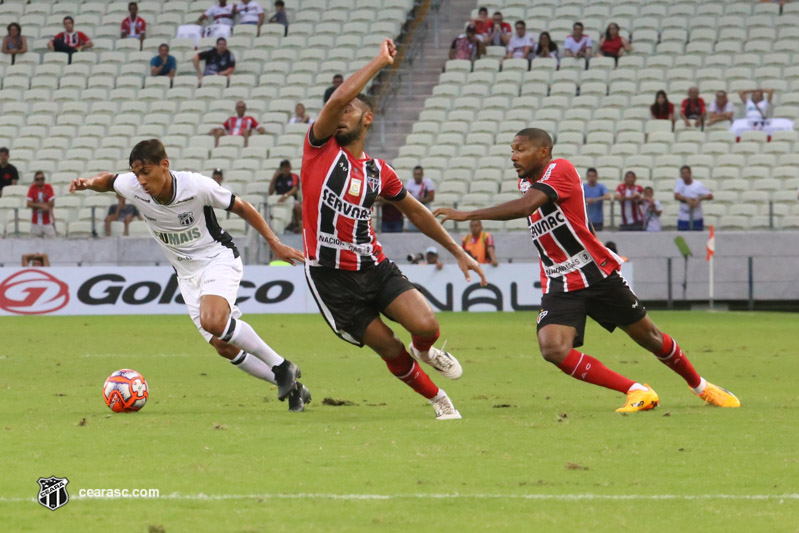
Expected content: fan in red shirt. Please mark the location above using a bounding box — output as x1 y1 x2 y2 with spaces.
614 170 644 231
211 101 266 147
47 16 92 63
435 128 740 411
301 39 485 420
26 171 56 238
120 2 147 40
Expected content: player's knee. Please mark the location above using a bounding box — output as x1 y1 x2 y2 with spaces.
415 315 439 339
539 339 570 365
200 314 227 337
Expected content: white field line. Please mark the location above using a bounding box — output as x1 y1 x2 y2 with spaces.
2 493 798 503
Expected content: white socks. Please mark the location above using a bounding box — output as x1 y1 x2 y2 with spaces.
225 318 285 368
230 351 276 384
628 382 649 393
691 377 707 395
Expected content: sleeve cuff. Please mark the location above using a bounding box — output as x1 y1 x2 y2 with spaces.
383 187 407 202
532 182 558 203
226 193 236 211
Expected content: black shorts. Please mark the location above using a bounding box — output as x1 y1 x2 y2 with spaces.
305 260 417 347
536 271 646 348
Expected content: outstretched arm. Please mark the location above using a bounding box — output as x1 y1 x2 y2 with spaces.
435 188 549 222
229 196 304 265
311 39 396 142
69 171 117 194
393 194 486 286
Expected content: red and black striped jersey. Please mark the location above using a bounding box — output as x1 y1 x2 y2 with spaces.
519 159 623 293
301 130 406 271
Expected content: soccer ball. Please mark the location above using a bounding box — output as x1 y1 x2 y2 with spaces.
102 369 149 413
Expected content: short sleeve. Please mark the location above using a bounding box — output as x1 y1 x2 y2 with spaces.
167 56 176 70
380 163 406 201
485 233 495 247
45 185 55 201
305 127 333 156
204 7 214 16
197 49 211 60
198 174 235 210
531 160 576 203
673 180 684 194
26 185 36 201
615 184 625 196
150 56 158 67
228 52 235 66
113 172 135 198
425 178 436 191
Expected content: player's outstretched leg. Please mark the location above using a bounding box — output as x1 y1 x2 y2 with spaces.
210 338 310 412
201 296 300 402
384 290 463 379
622 317 740 408
362 317 461 420
538 324 659 412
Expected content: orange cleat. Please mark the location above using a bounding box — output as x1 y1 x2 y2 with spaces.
616 384 659 413
696 382 741 407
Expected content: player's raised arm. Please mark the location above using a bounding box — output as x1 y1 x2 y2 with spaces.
435 187 550 223
311 39 396 142
229 196 304 265
393 194 487 286
69 171 117 194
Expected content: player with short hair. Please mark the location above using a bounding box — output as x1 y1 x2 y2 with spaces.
436 128 740 411
301 39 486 420
69 139 311 411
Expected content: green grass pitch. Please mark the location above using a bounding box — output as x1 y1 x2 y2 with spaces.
1 311 797 532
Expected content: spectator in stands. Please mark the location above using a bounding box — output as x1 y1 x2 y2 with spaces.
615 170 644 231
198 0 235 26
641 186 662 232
193 37 235 82
105 194 142 236
563 22 592 58
405 166 435 232
236 0 265 35
470 7 492 41
739 88 774 131
323 74 344 104
289 103 312 124
706 90 736 127
211 100 266 147
0 147 19 196
120 2 146 42
268 159 302 232
505 20 533 60
22 253 50 267
462 220 498 266
650 90 675 125
47 16 93 64
596 22 630 59
487 11 512 47
534 31 559 63
450 25 485 61
212 169 224 185
2 23 27 64
583 167 610 231
268 0 289 36
26 171 56 238
674 165 713 231
377 196 404 233
680 87 706 129
424 246 444 270
150 43 176 79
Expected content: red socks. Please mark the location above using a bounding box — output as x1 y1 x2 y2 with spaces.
411 328 439 353
557 349 635 394
655 333 702 388
384 348 439 399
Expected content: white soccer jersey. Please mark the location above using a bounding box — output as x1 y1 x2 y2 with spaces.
113 171 239 276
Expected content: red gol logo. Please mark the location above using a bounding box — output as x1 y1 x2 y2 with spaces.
0 269 70 315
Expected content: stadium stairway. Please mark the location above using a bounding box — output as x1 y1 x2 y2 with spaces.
373 0 475 160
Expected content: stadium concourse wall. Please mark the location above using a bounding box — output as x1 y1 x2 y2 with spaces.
0 230 796 303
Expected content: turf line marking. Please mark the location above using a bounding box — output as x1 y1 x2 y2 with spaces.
2 493 798 503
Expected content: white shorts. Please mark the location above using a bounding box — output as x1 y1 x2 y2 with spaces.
30 224 56 238
178 256 243 342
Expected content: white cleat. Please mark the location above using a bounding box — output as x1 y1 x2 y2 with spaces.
409 342 463 380
430 389 462 420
